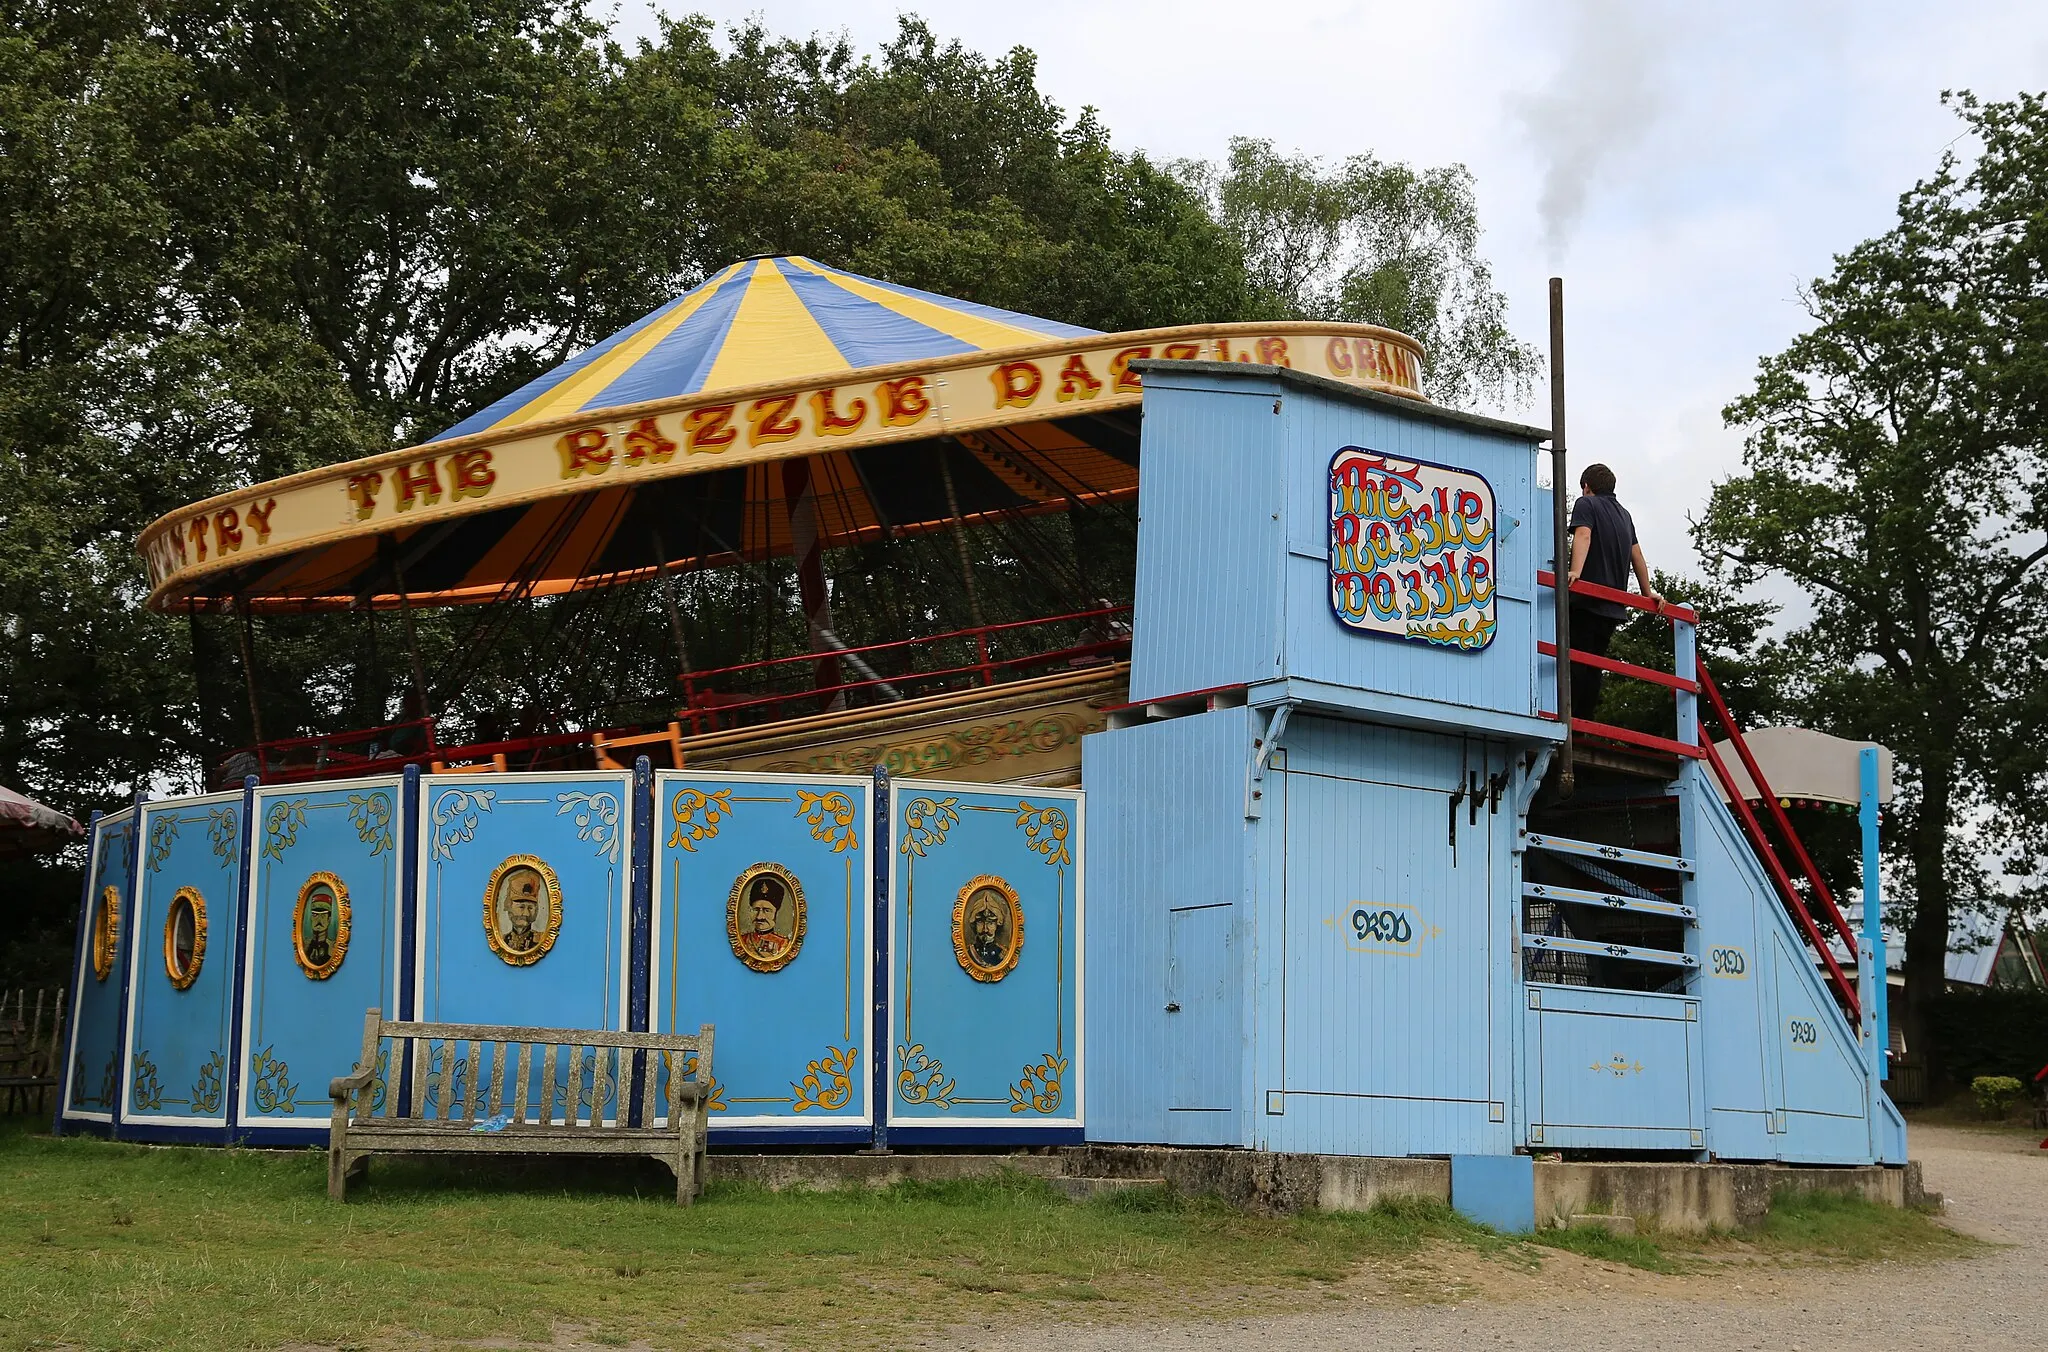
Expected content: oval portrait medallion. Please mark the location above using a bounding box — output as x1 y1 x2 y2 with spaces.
92 884 120 982
726 862 805 973
293 871 351 980
484 855 561 966
163 886 207 990
952 875 1023 983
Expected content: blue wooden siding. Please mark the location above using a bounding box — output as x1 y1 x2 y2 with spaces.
1081 708 1250 1145
63 811 134 1124
1260 719 1513 1157
124 792 244 1132
238 778 403 1132
1125 386 1284 702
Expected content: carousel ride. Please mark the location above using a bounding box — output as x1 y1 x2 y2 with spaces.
141 255 1426 791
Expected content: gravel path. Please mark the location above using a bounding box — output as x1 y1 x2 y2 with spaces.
962 1123 2048 1351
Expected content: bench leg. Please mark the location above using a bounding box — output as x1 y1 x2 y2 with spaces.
329 1148 368 1201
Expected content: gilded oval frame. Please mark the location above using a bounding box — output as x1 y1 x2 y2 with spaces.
483 854 561 967
92 884 120 982
163 886 207 990
292 871 351 980
726 861 806 974
952 874 1023 983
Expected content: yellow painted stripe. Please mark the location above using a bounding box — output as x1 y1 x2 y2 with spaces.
488 262 745 433
700 259 851 392
785 256 1052 352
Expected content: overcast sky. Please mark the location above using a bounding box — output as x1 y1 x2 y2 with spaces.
621 0 2048 578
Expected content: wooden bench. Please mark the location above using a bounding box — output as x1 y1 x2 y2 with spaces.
328 1010 713 1204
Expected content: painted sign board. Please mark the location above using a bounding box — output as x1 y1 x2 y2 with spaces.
1327 447 1496 651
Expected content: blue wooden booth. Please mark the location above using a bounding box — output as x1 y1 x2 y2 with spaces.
60 352 1901 1173
1082 360 1904 1167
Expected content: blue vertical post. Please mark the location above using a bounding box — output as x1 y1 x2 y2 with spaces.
1859 747 1887 1081
397 766 421 1120
52 809 106 1137
398 765 421 1020
224 776 259 1140
111 787 145 1140
869 766 891 1153
627 756 654 1126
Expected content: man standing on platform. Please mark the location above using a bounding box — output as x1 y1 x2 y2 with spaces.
1567 463 1662 717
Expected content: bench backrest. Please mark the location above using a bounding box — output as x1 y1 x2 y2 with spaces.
343 1010 712 1130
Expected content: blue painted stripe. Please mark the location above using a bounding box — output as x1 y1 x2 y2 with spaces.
779 267 977 366
430 286 706 443
585 261 758 408
806 261 1100 340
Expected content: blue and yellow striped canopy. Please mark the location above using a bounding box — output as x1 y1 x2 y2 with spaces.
436 256 1099 443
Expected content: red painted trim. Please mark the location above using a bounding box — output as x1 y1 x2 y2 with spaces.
1570 717 1706 760
1537 569 1698 622
1539 642 1700 693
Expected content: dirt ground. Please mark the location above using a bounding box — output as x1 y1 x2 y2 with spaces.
956 1122 2048 1351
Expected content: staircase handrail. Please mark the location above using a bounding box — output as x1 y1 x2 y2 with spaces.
1694 661 1864 965
1696 732 1861 1023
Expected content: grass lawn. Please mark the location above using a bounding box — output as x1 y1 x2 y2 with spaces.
0 1118 1978 1351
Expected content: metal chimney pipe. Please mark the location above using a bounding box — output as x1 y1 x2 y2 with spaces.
1550 278 1575 796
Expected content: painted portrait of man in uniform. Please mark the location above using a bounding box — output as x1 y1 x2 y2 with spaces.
485 856 561 966
952 875 1022 982
726 863 805 973
293 872 350 979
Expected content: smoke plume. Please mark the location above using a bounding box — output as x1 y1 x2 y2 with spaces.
1516 0 1671 261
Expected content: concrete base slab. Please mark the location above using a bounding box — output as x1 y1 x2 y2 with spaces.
1566 1213 1638 1236
1048 1175 1166 1202
701 1147 1925 1234
708 1152 1064 1191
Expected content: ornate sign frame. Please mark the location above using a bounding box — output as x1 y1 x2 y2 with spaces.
1327 446 1497 651
483 854 562 966
725 861 807 974
92 884 120 982
163 886 207 990
952 874 1024 983
292 871 351 980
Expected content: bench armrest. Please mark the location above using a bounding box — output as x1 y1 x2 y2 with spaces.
329 1066 376 1102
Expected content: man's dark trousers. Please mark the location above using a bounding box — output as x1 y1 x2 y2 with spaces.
1569 604 1621 718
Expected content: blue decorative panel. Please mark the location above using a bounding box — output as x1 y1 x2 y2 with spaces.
64 810 135 1124
1524 986 1703 1152
124 792 245 1132
889 780 1083 1132
652 771 872 1129
416 772 632 1033
238 777 404 1130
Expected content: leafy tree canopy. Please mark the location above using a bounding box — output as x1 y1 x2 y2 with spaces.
1182 137 1541 411
1696 91 2048 1072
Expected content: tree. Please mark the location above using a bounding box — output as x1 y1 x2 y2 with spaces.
1696 92 2048 1081
1182 138 1541 411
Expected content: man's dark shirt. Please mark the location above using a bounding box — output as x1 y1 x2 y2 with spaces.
1569 492 1637 619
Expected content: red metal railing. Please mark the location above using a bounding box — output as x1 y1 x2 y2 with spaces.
224 605 1133 784
1538 571 1860 1022
676 604 1132 734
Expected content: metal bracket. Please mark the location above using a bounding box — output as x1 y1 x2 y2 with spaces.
1245 701 1294 819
